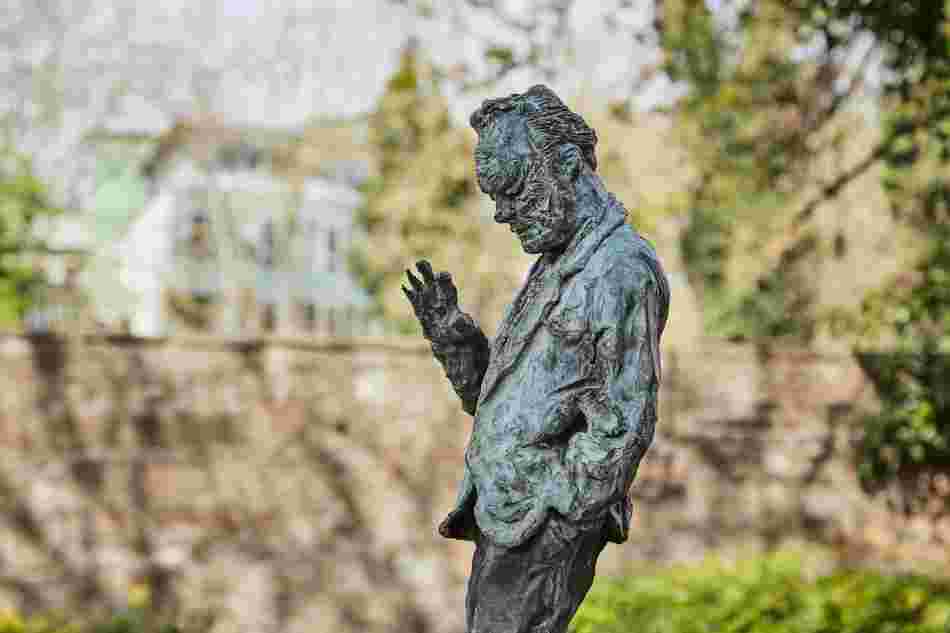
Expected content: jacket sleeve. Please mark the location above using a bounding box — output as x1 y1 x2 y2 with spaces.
564 257 662 522
428 310 491 416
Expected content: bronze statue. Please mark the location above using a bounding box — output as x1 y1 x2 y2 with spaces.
404 84 670 633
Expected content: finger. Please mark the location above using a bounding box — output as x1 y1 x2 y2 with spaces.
435 271 456 298
405 268 424 292
416 260 436 284
436 271 453 285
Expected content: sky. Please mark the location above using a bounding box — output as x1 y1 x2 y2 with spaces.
127 0 663 127
2 0 667 205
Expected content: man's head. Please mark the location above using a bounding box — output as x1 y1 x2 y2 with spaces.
470 85 598 254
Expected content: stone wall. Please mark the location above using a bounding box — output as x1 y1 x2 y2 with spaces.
0 333 946 633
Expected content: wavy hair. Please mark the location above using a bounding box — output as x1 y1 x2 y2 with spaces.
469 84 598 171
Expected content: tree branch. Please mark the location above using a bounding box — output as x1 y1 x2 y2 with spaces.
802 40 879 141
793 137 890 226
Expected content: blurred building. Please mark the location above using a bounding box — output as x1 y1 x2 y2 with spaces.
20 215 94 335
37 104 375 338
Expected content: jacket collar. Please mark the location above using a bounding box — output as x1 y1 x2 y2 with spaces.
478 194 628 404
553 192 627 280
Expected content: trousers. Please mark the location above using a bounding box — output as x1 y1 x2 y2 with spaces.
465 514 608 633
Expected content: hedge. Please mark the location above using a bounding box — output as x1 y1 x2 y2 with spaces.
572 550 950 633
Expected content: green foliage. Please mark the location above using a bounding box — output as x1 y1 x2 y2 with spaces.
571 550 950 633
0 584 181 633
680 204 729 292
789 1 949 89
0 607 180 633
848 229 950 505
855 230 950 353
660 0 725 93
709 235 819 342
353 45 457 330
662 0 950 344
819 0 950 507
663 0 825 343
484 46 515 69
352 43 525 331
0 145 61 327
0 612 76 633
85 608 179 633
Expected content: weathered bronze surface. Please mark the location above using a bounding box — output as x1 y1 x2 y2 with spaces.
404 84 670 633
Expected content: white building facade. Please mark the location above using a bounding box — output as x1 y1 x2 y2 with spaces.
77 118 373 337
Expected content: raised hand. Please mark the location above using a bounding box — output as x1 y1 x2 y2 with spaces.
402 260 461 341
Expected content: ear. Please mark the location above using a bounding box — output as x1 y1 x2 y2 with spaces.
557 144 582 182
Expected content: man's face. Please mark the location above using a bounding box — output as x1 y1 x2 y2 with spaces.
474 112 577 255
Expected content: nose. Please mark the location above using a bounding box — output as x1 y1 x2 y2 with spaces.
493 195 515 223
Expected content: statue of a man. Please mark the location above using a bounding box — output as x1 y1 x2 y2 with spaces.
404 85 670 633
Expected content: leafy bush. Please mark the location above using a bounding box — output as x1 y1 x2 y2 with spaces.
848 227 950 510
0 146 62 326
0 608 179 633
571 551 950 633
0 612 75 633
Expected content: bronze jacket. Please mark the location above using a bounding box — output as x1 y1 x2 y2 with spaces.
439 195 669 548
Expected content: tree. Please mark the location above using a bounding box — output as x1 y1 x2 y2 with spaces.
654 0 950 508
0 146 61 327
851 232 950 513
352 43 528 334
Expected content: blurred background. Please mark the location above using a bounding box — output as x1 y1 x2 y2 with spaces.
1 1 949 632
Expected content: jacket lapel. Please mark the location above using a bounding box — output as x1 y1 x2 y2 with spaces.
478 262 558 402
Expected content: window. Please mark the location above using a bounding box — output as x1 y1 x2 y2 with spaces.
301 301 316 332
261 304 276 332
258 220 275 268
217 143 261 170
328 228 337 273
188 210 212 257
